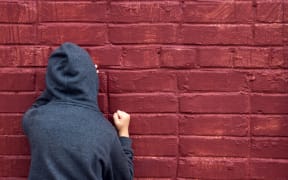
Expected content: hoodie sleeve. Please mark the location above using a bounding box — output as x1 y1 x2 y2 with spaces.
110 136 134 180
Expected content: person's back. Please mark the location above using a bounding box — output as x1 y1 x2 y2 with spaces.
22 42 134 180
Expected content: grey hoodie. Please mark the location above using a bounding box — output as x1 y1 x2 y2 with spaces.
22 42 134 180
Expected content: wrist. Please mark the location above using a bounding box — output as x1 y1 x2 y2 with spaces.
118 129 129 137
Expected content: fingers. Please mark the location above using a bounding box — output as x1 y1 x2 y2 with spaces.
113 112 119 122
95 64 99 74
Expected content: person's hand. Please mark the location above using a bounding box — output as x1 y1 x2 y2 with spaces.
113 110 130 137
95 64 99 73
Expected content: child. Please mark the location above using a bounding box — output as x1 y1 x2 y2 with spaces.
22 42 134 180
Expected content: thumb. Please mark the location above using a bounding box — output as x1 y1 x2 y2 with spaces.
113 112 120 123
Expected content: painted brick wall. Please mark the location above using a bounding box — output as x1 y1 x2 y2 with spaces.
0 0 287 179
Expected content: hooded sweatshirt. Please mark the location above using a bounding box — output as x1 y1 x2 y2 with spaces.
22 42 134 180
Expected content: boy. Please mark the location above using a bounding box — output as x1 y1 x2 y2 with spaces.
22 42 134 180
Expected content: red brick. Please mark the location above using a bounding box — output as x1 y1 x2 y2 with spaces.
254 25 283 45
178 71 247 92
0 71 34 91
109 25 177 44
109 94 178 113
0 115 23 135
0 156 30 177
0 93 36 113
234 48 270 68
0 46 50 67
183 2 252 23
284 2 288 22
180 136 249 158
87 47 121 66
109 71 177 93
39 2 106 22
18 46 51 67
110 2 181 23
250 159 288 179
178 157 247 179
130 114 178 135
0 1 36 23
249 71 288 93
35 70 45 91
251 138 288 159
234 2 254 22
179 25 253 45
0 25 36 44
98 72 107 93
38 24 107 45
180 115 248 136
251 116 288 136
180 94 249 113
121 47 160 68
160 48 196 68
98 93 108 113
251 94 288 114
198 48 234 67
134 157 177 178
256 1 283 22
132 137 177 156
0 136 29 155
270 48 288 68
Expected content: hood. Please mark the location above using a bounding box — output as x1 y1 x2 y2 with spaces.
45 42 98 108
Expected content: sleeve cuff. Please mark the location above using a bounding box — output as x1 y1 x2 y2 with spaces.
119 137 132 147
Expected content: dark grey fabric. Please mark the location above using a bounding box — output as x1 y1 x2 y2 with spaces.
22 42 134 180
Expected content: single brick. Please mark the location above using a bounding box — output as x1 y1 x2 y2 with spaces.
121 47 160 68
177 71 248 92
0 1 36 23
0 156 30 177
0 115 23 135
251 116 288 136
249 72 288 93
180 94 249 113
0 93 36 113
178 157 247 179
0 71 34 91
160 48 196 68
109 94 178 113
88 47 121 66
198 48 234 67
180 136 249 158
134 157 177 178
254 24 283 45
250 159 288 179
251 94 288 114
109 70 177 92
132 136 177 156
256 1 283 22
38 24 107 45
130 114 178 135
110 2 181 23
0 136 29 155
183 2 252 23
109 25 177 44
179 115 248 136
179 25 253 45
39 2 107 22
0 25 36 44
234 48 270 68
251 138 288 159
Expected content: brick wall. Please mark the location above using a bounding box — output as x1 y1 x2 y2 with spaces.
0 0 287 179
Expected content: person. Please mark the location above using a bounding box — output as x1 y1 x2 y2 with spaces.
22 42 134 180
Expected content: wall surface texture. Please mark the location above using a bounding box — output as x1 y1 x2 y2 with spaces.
0 0 287 179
